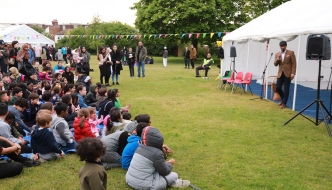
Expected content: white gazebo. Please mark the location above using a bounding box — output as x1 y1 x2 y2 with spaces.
222 0 332 111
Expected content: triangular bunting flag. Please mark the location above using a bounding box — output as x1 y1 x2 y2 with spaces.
27 37 29 40
116 35 118 39
149 35 152 39
96 35 99 39
203 33 207 38
188 33 192 38
154 34 157 38
226 32 230 35
217 32 222 38
159 34 162 38
181 34 186 38
169 34 174 37
143 34 147 39
175 34 179 36
196 33 201 39
112 35 115 39
138 35 142 39
164 34 168 38
90 35 92 39
210 33 214 38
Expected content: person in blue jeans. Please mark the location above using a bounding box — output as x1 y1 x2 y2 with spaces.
135 41 147 78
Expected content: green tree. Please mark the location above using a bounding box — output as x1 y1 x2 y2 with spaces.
30 25 45 33
131 0 289 49
56 16 138 54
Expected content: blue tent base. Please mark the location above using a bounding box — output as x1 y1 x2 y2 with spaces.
248 80 332 120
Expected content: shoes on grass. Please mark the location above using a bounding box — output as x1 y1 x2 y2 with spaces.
196 75 201 77
112 82 115 85
23 159 40 167
116 82 119 85
171 179 190 188
202 77 210 79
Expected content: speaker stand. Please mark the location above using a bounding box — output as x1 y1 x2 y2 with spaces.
284 60 332 137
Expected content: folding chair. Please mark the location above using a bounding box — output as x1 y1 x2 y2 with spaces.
219 70 232 88
220 70 234 91
239 72 253 95
232 71 244 93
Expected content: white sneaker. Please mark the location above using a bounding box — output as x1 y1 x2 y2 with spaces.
171 179 190 188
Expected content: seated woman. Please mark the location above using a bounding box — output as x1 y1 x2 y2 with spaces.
84 84 98 107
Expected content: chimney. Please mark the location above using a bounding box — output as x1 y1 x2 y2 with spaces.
52 19 58 26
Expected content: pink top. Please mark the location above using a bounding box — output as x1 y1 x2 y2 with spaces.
39 71 52 80
89 118 103 137
72 50 83 63
103 115 110 127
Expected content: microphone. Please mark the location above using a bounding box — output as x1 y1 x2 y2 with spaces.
271 53 273 56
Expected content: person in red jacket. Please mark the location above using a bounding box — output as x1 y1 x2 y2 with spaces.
73 108 95 142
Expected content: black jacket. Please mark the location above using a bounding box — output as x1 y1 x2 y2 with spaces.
84 91 97 104
64 103 77 123
62 71 74 84
218 47 224 59
31 126 62 154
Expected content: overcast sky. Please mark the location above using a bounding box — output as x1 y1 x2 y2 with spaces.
1 0 138 26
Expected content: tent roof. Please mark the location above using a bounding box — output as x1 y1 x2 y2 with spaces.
0 24 55 45
223 0 332 43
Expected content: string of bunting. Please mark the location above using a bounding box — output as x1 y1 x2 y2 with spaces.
0 32 231 41
58 32 230 40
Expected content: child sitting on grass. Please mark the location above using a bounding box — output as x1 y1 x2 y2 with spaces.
73 108 95 142
76 138 107 190
31 110 64 161
88 107 103 137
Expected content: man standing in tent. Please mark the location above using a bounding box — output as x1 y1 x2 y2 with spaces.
274 41 296 109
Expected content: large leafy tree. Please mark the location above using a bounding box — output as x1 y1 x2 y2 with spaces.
132 0 289 48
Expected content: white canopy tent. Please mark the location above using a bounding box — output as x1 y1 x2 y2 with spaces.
222 0 332 111
0 24 55 46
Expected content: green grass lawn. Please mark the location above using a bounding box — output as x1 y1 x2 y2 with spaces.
2 56 332 190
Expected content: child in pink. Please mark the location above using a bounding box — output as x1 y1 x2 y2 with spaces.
88 107 103 137
39 67 52 84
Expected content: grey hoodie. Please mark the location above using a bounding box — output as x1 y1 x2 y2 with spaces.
126 127 172 190
50 116 73 146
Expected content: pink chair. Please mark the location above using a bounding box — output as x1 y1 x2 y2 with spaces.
239 72 253 95
232 72 243 93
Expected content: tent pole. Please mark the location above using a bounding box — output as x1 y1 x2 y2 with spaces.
245 41 250 91
292 35 301 111
265 40 270 99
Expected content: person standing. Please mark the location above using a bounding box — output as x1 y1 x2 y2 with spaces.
163 47 168 68
274 41 296 109
127 47 135 77
34 45 42 65
28 44 35 64
80 46 91 76
98 47 110 86
184 46 190 69
111 44 122 85
0 40 9 74
190 44 196 69
61 46 67 64
135 41 147 78
9 41 19 69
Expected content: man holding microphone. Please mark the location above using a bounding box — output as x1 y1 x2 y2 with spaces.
274 41 297 109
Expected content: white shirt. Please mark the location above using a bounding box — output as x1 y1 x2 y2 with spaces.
281 50 286 62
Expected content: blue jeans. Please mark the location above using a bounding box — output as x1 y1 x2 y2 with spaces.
112 73 119 82
137 61 145 77
56 141 76 154
184 59 190 68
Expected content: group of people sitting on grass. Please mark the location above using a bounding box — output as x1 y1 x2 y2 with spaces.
0 64 190 189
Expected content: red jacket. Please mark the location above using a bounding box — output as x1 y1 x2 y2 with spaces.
73 117 95 142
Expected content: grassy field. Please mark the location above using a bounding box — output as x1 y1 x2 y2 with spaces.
2 56 332 190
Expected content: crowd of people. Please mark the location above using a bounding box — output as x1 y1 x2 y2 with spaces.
0 39 190 189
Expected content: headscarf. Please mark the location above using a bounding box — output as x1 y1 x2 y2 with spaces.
9 67 20 79
16 43 30 62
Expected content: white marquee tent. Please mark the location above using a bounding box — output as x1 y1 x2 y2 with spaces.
222 0 332 110
0 24 55 46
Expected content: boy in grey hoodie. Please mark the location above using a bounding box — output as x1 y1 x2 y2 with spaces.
50 102 76 153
